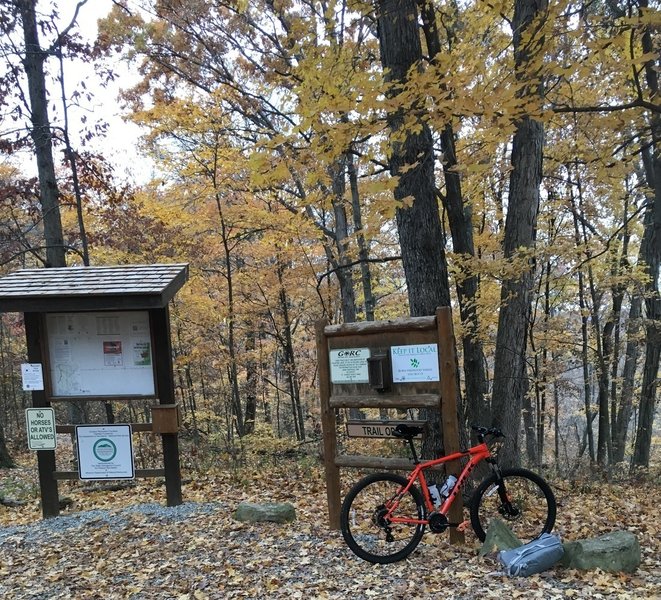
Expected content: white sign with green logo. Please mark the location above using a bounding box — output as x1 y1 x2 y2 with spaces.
76 424 135 480
390 344 440 382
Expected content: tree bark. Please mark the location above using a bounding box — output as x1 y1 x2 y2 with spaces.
632 1 661 467
244 327 258 435
418 0 489 431
490 0 547 468
330 159 357 323
18 0 66 267
347 152 375 321
613 292 642 462
0 423 14 468
375 0 452 459
375 0 451 317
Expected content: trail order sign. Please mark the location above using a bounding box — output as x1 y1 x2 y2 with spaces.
25 408 57 450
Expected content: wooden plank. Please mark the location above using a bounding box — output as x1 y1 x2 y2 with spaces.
335 454 445 471
324 316 436 337
329 394 439 409
0 295 166 314
346 419 425 438
56 423 153 434
25 312 60 518
53 468 165 480
150 307 183 507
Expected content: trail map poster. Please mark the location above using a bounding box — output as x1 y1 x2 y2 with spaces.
46 311 155 397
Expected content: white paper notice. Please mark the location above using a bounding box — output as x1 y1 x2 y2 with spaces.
21 363 44 391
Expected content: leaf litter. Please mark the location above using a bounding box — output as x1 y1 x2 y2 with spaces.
0 459 659 600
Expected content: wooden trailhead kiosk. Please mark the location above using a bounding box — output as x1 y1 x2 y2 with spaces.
316 306 464 543
0 264 188 518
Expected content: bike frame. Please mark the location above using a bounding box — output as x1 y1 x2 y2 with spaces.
386 441 493 526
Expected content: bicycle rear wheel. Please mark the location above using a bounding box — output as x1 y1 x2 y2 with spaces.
340 472 426 564
470 467 556 543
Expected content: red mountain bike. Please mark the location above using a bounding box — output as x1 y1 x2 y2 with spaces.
340 424 557 563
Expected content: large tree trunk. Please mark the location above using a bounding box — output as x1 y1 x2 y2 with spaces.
613 293 642 462
347 152 376 321
376 0 452 458
632 2 661 468
376 0 451 316
490 0 547 468
18 0 66 267
418 0 489 432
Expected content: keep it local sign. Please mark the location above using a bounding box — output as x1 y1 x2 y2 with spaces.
76 425 135 480
391 344 440 383
25 408 57 450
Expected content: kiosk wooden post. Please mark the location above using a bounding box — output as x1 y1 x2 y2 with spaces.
150 306 183 507
315 319 341 529
316 306 464 544
24 312 59 518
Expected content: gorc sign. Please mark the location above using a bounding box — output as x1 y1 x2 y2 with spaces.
330 348 370 384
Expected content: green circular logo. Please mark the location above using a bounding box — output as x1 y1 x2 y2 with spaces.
93 438 117 462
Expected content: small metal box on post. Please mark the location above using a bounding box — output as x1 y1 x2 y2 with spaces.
0 264 189 518
151 404 181 434
367 353 391 392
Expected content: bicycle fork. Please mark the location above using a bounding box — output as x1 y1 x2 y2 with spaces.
488 466 520 520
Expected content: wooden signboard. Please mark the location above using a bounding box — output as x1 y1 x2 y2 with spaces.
315 306 463 543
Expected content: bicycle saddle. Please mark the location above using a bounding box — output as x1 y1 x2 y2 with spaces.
392 424 424 439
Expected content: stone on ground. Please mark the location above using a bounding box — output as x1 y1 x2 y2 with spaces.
234 502 296 524
559 530 640 573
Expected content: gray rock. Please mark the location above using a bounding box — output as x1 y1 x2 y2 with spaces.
559 530 640 573
478 518 522 556
0 497 27 507
234 502 296 524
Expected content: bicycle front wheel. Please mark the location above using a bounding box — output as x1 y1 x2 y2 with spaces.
340 472 426 564
470 467 556 543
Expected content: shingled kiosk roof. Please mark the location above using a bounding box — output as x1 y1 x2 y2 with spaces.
0 264 189 313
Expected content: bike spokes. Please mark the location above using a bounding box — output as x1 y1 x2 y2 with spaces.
341 473 426 563
470 468 556 543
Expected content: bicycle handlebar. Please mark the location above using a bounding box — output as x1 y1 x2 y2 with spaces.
471 424 504 441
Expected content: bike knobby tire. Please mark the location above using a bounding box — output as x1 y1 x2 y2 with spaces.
340 472 426 564
469 467 557 543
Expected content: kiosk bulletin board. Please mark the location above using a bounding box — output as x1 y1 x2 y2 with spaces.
45 311 155 398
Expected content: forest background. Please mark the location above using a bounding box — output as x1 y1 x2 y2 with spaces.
0 0 659 482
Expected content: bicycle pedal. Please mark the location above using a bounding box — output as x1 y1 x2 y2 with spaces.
456 520 470 533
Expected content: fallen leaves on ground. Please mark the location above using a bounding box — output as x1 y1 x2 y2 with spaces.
0 456 659 599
